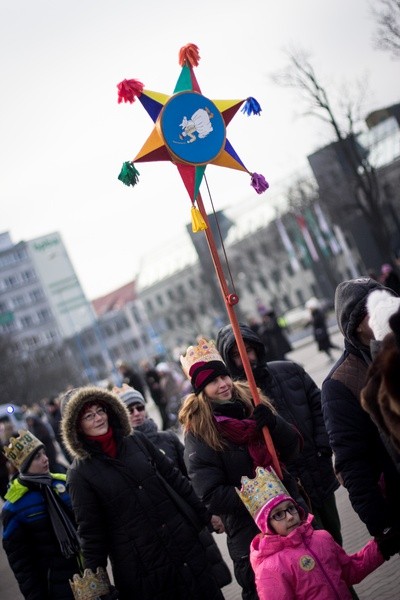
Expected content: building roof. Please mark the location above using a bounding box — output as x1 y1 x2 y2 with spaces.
92 280 137 316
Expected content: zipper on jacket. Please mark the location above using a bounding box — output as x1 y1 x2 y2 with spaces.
302 532 341 600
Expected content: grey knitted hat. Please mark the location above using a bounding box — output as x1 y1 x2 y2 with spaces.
118 387 146 407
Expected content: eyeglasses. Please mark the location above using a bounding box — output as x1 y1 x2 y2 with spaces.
271 504 298 521
128 404 145 414
81 407 106 422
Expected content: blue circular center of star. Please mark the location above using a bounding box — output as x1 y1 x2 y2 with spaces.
160 92 226 165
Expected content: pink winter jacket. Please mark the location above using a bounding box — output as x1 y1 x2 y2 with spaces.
250 514 384 600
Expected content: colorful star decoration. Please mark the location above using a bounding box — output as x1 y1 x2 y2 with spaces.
117 43 269 231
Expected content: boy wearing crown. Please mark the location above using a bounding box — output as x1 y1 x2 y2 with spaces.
2 430 82 599
237 467 400 600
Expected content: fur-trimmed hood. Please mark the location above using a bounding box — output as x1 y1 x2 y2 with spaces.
61 386 131 460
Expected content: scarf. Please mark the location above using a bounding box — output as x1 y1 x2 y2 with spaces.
19 473 81 559
86 426 117 458
214 415 273 474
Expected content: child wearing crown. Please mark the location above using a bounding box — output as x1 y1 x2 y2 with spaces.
237 466 400 600
179 338 303 600
2 430 82 599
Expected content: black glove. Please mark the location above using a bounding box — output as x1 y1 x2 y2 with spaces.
375 527 400 560
252 404 277 431
100 586 119 600
317 447 332 458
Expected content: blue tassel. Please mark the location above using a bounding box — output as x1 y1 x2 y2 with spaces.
241 97 262 116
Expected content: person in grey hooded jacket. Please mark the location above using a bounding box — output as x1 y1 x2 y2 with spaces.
216 323 341 544
321 277 400 541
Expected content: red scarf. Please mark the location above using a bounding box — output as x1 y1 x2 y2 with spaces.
215 416 273 474
86 427 117 458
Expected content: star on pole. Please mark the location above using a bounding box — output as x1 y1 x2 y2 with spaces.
117 43 268 229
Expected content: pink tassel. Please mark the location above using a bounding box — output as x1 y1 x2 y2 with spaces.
250 173 269 194
117 79 144 104
178 43 200 67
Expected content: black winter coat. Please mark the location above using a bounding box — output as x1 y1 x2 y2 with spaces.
136 418 188 476
135 418 232 589
61 387 223 600
322 341 400 535
216 324 339 508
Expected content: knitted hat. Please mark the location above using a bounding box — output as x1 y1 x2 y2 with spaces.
335 277 393 347
180 338 229 394
3 429 44 472
116 385 146 407
367 290 400 341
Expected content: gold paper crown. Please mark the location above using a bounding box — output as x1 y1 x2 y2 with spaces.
3 429 44 471
236 466 290 519
180 337 224 378
70 567 111 600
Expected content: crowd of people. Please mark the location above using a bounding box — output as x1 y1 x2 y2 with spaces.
2 273 400 599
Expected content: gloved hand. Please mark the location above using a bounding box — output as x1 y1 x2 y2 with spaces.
252 404 277 431
317 447 332 458
100 585 119 599
375 527 400 560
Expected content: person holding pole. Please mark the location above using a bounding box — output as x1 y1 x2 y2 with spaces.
178 338 303 600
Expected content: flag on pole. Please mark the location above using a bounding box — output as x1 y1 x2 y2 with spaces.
305 207 330 258
276 216 301 272
289 215 312 268
295 214 319 262
314 203 341 255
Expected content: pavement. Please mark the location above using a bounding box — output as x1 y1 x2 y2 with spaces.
1 330 400 598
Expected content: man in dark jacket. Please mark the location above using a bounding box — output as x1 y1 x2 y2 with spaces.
321 277 400 541
216 323 342 544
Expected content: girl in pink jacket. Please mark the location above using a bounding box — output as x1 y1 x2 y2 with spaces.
237 466 400 600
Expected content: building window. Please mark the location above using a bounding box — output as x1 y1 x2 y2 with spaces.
165 316 174 329
21 270 35 282
177 284 186 299
20 314 34 327
131 306 142 324
295 289 305 305
188 278 197 290
30 289 44 302
4 275 18 288
146 299 154 313
13 295 26 307
141 333 149 345
37 308 51 322
156 294 164 307
131 338 140 350
167 289 175 301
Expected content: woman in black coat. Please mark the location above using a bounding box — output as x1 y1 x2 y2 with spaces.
61 386 223 600
178 338 302 600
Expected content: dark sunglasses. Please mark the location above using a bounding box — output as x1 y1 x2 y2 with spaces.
128 404 145 414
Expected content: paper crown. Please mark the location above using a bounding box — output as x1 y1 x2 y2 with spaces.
180 338 224 378
70 567 111 600
3 429 44 471
236 466 289 520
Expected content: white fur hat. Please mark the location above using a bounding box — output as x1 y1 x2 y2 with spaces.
367 289 400 341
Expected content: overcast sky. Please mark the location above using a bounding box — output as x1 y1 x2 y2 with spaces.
1 0 399 300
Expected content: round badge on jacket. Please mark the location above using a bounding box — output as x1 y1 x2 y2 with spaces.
299 555 315 571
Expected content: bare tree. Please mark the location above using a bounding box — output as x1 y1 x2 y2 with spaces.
371 0 400 58
0 336 83 406
272 49 394 264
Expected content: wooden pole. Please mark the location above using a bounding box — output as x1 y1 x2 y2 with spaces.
196 193 283 479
